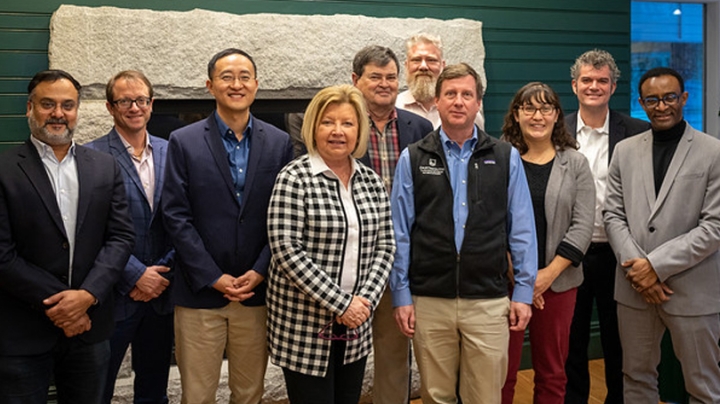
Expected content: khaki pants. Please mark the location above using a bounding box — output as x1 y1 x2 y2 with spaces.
372 289 411 404
174 303 268 404
413 296 510 404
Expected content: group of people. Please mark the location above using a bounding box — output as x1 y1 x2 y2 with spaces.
1 30 719 404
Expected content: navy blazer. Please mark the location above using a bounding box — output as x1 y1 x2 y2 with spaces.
358 108 433 167
86 129 175 320
162 114 293 309
565 110 650 163
0 140 134 355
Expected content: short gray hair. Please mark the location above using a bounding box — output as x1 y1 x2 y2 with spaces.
570 49 620 83
405 33 443 59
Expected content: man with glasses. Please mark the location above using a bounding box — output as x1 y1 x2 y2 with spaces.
396 33 484 130
351 45 432 404
604 66 720 403
564 49 649 404
86 70 175 404
162 48 293 403
0 69 134 403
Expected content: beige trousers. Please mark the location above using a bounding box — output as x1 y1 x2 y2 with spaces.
372 289 412 404
174 303 268 404
413 296 510 404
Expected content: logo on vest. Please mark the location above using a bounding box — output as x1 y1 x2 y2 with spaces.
420 158 445 176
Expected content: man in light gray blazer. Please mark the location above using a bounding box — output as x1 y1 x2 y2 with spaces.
604 66 720 403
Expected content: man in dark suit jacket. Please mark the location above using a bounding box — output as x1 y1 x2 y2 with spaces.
352 45 432 404
563 49 650 404
162 49 293 403
86 70 175 404
0 70 134 403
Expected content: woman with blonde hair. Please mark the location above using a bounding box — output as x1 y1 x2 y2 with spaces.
267 84 395 403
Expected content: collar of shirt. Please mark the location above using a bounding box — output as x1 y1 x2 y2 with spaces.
576 110 610 135
308 153 358 181
30 135 76 162
368 108 398 132
439 126 478 157
215 110 253 142
118 130 153 160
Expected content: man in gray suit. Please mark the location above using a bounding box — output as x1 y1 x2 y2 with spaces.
604 66 720 403
564 49 650 404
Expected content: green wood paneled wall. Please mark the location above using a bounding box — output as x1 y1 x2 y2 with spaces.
0 0 632 150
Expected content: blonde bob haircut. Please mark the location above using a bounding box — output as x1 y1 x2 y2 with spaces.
301 84 369 159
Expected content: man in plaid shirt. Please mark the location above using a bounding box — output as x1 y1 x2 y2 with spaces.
351 45 433 404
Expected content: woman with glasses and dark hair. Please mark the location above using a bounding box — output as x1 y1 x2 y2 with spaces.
500 82 595 404
266 84 395 404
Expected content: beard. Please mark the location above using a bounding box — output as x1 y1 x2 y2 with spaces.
408 73 437 104
28 115 74 146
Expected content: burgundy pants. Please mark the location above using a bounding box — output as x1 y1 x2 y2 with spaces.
502 287 577 404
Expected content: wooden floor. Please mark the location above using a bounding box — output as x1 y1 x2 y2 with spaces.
410 359 608 404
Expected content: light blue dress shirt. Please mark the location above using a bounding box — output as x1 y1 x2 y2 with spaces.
390 127 537 307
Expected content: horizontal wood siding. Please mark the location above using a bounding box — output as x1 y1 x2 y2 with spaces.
0 0 631 150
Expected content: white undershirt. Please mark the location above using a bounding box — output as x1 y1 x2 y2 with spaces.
576 111 610 243
309 154 360 293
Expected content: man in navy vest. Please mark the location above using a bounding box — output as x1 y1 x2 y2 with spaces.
390 63 537 403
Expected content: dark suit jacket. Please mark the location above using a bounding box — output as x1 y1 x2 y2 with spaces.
358 108 433 167
0 140 135 355
162 114 293 309
86 129 175 321
565 110 651 163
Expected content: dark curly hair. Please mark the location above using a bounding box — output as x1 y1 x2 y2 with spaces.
501 82 577 154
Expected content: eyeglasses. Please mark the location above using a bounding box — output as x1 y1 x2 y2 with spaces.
408 57 441 68
641 93 680 108
112 97 152 109
518 104 555 116
318 321 359 341
35 100 77 112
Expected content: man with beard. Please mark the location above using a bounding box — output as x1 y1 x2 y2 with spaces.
0 69 135 403
396 33 485 130
351 45 433 404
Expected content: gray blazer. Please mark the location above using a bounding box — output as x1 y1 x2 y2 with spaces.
544 148 596 292
604 124 720 315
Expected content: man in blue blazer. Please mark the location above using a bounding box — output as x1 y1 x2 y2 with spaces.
86 70 175 404
0 70 135 403
162 49 293 404
352 45 433 404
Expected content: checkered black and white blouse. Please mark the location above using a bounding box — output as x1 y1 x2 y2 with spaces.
267 154 395 377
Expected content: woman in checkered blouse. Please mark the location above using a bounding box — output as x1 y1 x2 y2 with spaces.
267 85 396 403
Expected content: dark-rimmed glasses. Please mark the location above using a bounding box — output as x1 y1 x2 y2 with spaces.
318 321 359 341
518 104 555 116
641 93 680 108
112 97 152 109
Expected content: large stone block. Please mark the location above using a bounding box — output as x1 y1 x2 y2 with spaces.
48 5 485 143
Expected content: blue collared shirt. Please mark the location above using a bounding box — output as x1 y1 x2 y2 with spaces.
30 136 80 286
390 126 537 307
216 111 252 204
